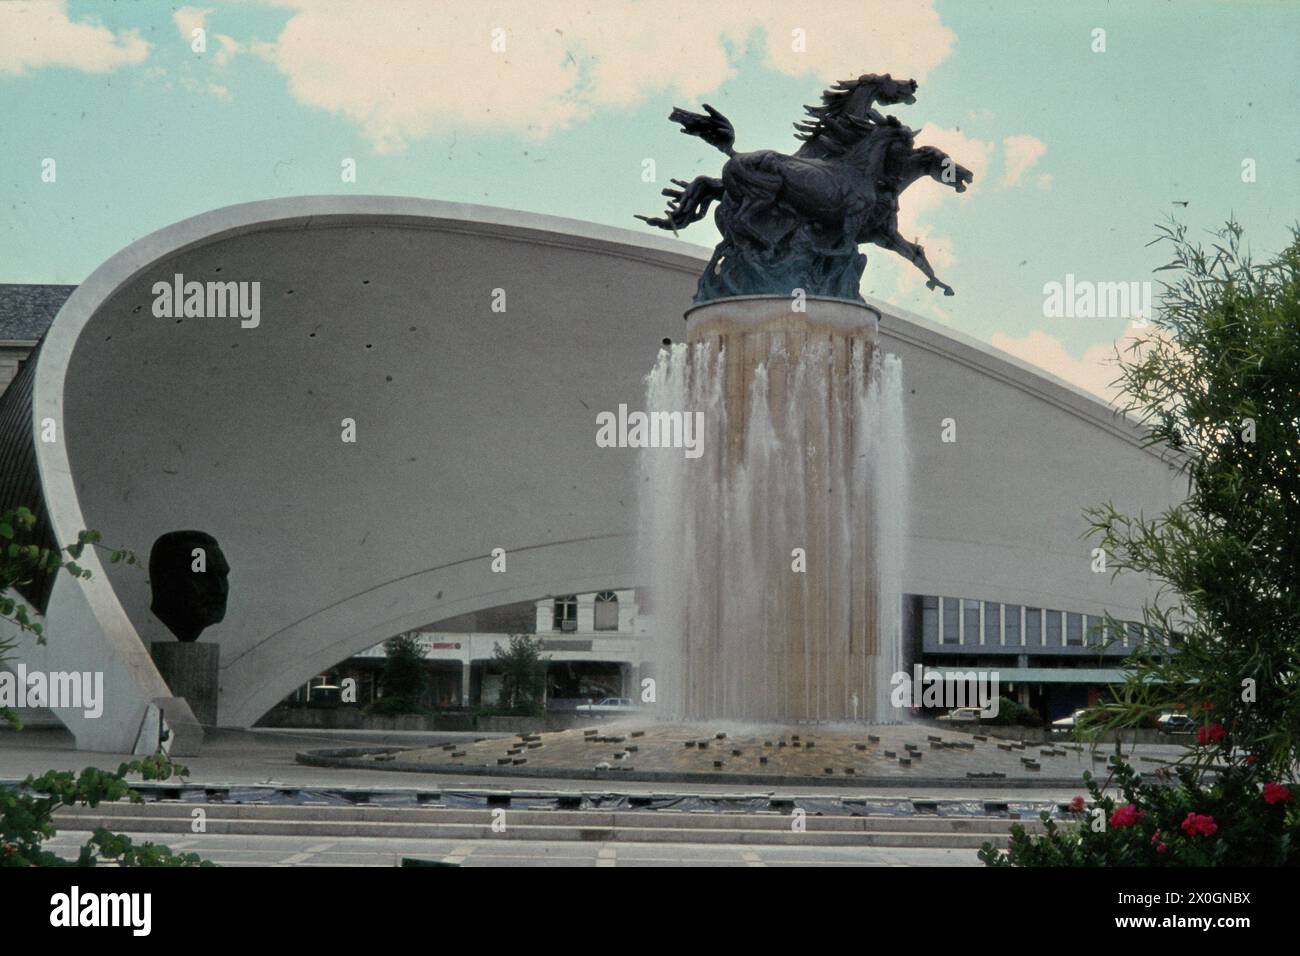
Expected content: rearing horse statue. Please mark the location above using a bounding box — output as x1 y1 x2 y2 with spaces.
637 73 973 303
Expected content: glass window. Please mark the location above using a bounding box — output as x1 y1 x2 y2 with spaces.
1066 612 1083 646
941 597 959 644
1085 615 1105 646
984 602 1001 645
1046 609 1062 646
963 599 980 645
1025 607 1042 645
921 596 938 644
1127 621 1144 647
553 595 577 631
594 591 619 631
1004 605 1021 646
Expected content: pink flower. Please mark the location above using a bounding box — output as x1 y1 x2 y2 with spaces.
1156 842 1168 854
1197 723 1227 745
1068 796 1086 813
1110 804 1145 829
1181 812 1218 837
1263 782 1292 805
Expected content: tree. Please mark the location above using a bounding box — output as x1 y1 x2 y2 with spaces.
370 632 428 714
981 221 1300 868
1085 220 1300 781
492 635 546 716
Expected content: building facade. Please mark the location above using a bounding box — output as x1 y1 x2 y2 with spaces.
0 197 1186 751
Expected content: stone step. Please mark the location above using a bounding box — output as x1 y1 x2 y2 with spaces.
51 814 1017 848
54 802 1033 833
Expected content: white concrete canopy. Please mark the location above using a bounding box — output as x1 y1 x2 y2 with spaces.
10 196 1183 750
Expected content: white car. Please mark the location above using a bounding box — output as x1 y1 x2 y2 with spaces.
1052 708 1089 733
936 707 982 723
575 697 639 716
1157 713 1196 734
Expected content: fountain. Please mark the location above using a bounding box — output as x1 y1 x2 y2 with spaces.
633 70 966 725
639 297 907 722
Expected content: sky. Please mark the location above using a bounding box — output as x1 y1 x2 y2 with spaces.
2 0 1298 400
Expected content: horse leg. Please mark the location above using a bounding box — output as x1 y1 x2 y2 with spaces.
723 154 788 252
635 176 723 232
880 227 954 296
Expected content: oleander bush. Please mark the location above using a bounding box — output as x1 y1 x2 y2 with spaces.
983 221 1300 866
979 750 1298 867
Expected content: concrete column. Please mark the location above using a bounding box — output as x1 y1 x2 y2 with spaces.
461 660 473 706
576 597 595 633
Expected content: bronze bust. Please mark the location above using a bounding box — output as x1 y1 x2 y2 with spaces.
149 530 230 642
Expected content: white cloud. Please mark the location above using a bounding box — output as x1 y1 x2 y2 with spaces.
174 8 242 67
213 34 241 66
1001 133 1046 187
0 0 150 76
251 0 957 153
989 321 1154 402
173 7 211 41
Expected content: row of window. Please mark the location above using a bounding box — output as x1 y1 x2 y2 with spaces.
920 596 1153 649
553 591 620 632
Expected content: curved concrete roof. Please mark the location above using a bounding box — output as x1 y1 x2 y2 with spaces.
12 196 1183 747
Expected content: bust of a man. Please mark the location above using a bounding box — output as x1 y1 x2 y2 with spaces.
149 530 230 642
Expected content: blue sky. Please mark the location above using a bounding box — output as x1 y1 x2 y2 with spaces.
2 0 1297 397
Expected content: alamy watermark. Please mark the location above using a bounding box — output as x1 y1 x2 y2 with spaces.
889 665 1000 717
595 404 704 459
152 272 260 328
50 886 150 936
1042 274 1152 321
0 665 103 718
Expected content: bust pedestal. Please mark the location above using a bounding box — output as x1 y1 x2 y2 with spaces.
150 642 219 727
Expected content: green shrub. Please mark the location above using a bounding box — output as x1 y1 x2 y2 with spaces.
365 694 430 717
979 751 1298 867
1 757 210 867
982 696 1043 727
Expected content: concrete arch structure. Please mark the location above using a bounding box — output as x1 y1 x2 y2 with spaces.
5 196 1184 751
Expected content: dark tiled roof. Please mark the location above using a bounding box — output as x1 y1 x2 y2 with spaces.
0 284 75 341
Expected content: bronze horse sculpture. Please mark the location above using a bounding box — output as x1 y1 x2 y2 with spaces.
637 73 973 303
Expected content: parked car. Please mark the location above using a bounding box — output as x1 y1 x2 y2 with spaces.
575 697 639 716
1157 712 1197 734
1051 708 1090 733
936 707 983 723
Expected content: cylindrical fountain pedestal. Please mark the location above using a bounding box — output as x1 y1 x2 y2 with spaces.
659 295 883 722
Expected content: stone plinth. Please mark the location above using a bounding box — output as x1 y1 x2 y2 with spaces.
150 641 219 727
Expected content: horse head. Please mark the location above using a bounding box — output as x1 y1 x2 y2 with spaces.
794 72 919 157
851 72 918 107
